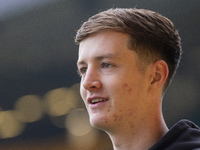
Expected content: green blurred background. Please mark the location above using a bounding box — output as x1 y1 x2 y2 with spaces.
0 0 200 149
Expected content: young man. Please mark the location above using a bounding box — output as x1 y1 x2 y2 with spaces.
75 8 200 150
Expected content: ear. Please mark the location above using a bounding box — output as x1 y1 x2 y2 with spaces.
150 60 169 89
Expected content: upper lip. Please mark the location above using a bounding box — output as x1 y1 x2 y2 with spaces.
87 96 109 104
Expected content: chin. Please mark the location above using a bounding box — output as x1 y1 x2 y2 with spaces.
89 114 109 130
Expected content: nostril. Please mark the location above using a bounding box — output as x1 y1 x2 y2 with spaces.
91 80 101 88
90 85 97 89
84 80 101 90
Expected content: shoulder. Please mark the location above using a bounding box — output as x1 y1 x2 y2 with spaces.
149 119 200 150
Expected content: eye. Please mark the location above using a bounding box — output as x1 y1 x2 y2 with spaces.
77 67 87 76
101 63 114 69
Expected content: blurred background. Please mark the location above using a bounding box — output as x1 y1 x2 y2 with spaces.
0 0 200 149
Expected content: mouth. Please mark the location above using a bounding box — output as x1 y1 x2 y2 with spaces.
91 98 107 104
88 97 109 105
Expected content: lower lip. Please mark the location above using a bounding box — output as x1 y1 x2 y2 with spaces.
88 100 109 109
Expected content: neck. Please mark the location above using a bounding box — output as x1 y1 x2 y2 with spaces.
106 105 168 150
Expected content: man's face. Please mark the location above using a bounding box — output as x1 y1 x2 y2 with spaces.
77 30 150 131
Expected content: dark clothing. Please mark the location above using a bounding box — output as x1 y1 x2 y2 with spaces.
149 119 200 150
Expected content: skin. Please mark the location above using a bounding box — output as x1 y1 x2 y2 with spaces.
77 30 169 150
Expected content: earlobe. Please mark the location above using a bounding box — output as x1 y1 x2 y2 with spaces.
150 60 169 88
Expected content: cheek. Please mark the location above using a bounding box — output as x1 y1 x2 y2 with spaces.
123 83 133 94
111 82 135 108
110 82 134 102
80 86 86 103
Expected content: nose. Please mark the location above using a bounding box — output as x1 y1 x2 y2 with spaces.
82 68 101 91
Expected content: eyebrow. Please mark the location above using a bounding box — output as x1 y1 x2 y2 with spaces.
77 53 118 66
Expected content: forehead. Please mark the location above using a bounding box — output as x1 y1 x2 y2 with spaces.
77 30 132 64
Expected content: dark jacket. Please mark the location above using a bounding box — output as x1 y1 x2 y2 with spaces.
149 119 200 150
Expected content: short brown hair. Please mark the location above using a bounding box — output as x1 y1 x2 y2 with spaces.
75 8 182 91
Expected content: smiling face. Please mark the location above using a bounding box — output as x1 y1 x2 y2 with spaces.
77 30 152 132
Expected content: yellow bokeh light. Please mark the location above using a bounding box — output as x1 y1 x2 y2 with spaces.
65 109 93 136
0 110 25 139
14 95 44 123
44 87 78 117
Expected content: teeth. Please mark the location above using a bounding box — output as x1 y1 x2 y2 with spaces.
91 99 105 104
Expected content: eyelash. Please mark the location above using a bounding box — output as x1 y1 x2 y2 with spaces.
77 62 114 76
101 62 114 69
77 67 87 76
